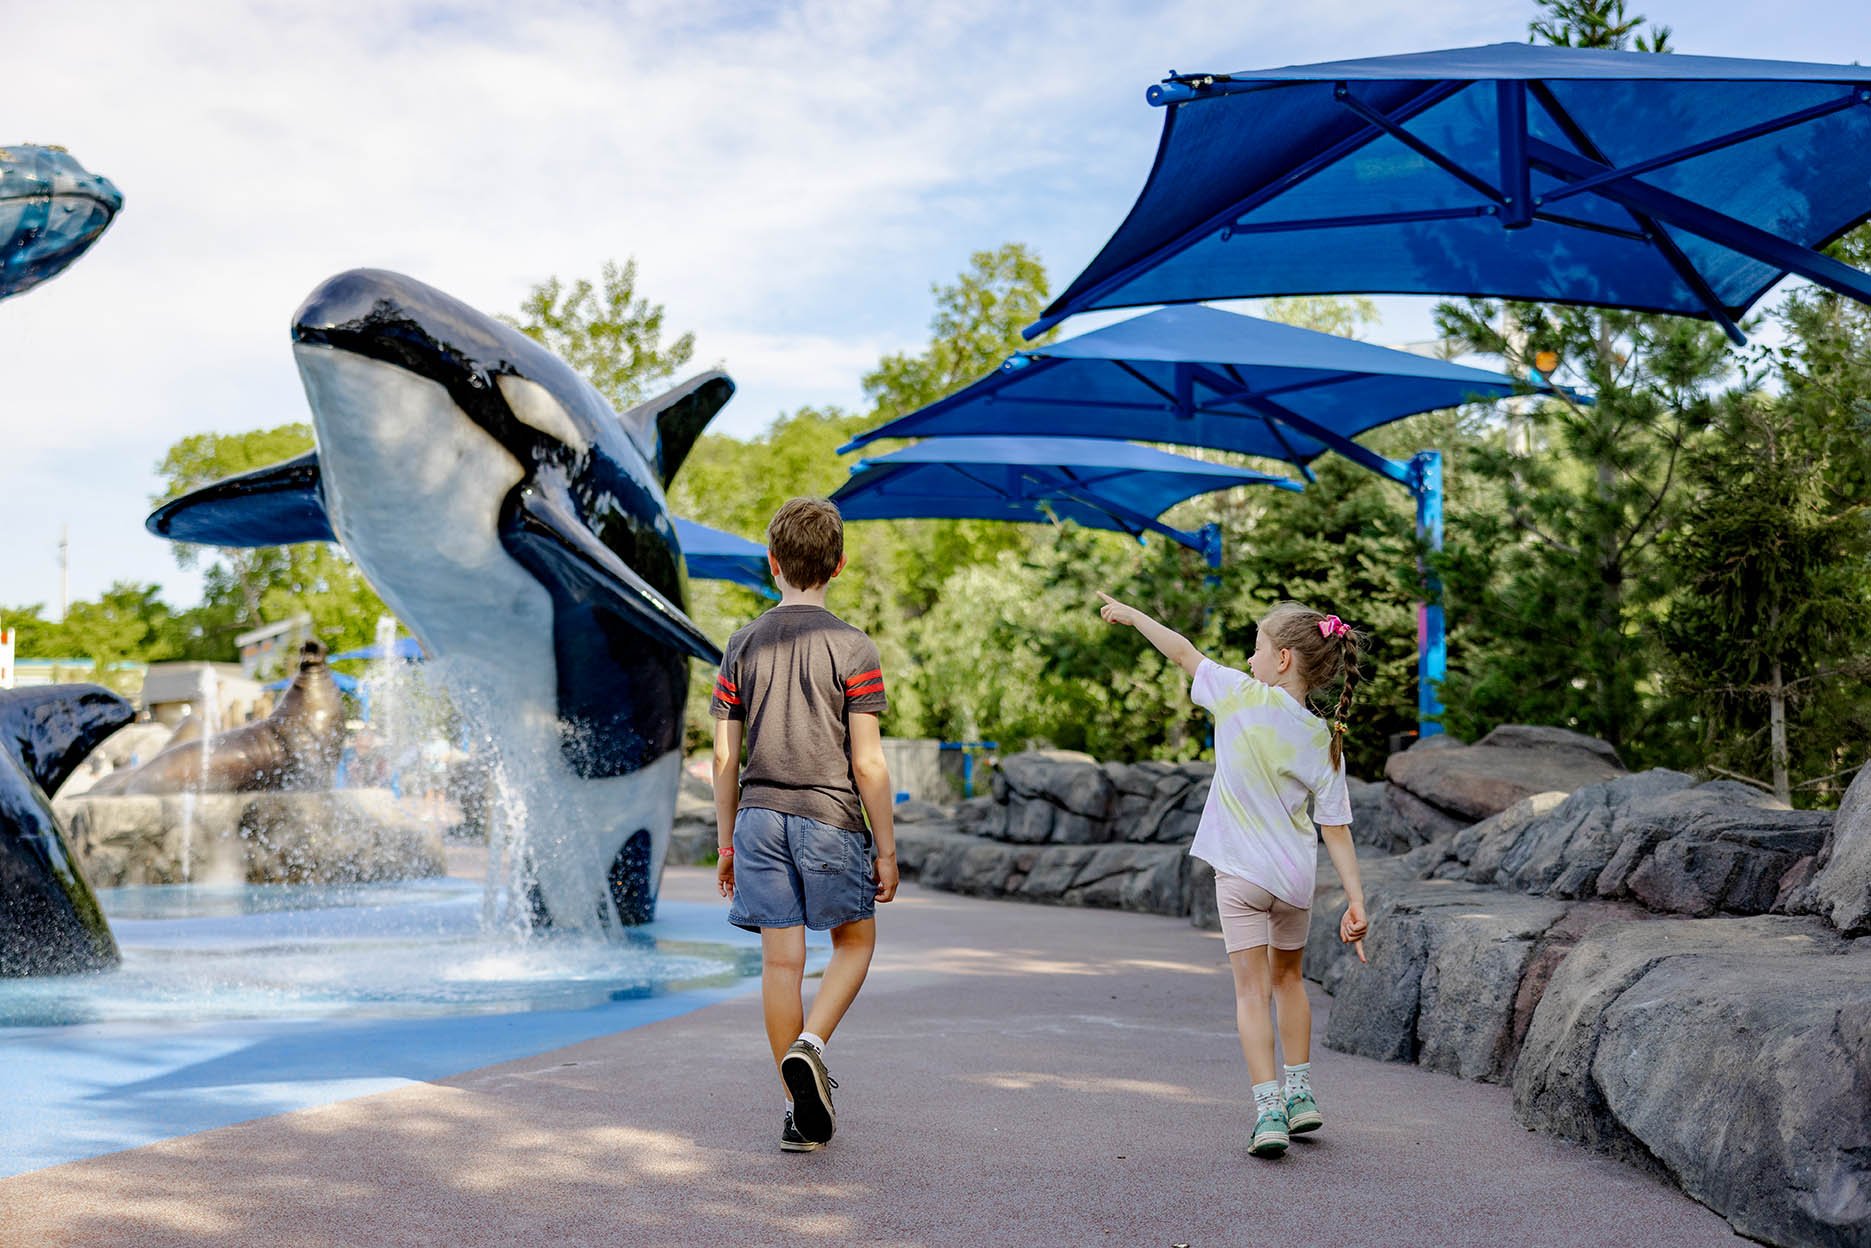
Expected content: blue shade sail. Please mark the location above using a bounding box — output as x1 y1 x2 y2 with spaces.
329 637 427 663
843 304 1532 474
831 436 1303 566
1 146 123 300
672 517 777 600
1032 43 1871 342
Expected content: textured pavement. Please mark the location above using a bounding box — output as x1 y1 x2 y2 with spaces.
0 867 1742 1248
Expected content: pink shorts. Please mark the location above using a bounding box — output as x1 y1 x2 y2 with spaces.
1215 873 1311 952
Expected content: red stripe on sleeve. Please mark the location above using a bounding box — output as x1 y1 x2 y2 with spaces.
846 680 884 698
843 668 883 688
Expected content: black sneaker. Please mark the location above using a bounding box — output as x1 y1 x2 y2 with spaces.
781 1040 838 1143
781 1111 821 1153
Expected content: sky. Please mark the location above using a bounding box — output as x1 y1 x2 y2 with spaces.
1 0 1864 613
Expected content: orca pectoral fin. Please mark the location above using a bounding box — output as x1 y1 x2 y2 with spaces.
146 451 335 547
507 487 723 666
617 372 735 486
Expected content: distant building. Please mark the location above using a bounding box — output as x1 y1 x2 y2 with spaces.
236 614 314 680
5 657 148 697
140 662 265 727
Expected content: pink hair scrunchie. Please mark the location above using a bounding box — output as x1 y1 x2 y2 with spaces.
1318 614 1349 640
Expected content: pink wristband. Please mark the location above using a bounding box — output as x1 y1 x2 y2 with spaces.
717 846 734 858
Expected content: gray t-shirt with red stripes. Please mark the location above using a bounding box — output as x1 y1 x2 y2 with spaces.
709 604 888 833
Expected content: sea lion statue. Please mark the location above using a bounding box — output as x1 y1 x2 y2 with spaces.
1 684 130 976
94 641 344 795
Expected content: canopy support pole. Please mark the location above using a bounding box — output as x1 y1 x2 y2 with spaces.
1410 451 1446 738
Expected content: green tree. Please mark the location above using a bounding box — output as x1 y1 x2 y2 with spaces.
57 581 177 694
1659 392 1869 804
503 259 696 411
1659 225 1871 805
153 425 388 657
1429 0 1728 760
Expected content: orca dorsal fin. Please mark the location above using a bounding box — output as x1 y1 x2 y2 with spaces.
146 451 335 547
618 372 734 487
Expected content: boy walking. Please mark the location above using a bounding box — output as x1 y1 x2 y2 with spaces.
711 497 898 1153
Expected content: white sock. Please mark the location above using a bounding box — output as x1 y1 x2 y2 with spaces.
1252 1080 1283 1114
798 1030 827 1055
785 1098 795 1114
1284 1062 1312 1096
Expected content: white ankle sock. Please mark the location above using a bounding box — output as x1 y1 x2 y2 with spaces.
798 1030 827 1055
1284 1062 1312 1096
1252 1080 1283 1113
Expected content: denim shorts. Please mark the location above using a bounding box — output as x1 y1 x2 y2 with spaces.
727 806 876 933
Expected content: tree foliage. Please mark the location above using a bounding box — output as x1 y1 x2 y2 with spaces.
151 425 388 660
502 258 696 411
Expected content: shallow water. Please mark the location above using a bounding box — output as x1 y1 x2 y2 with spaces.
0 877 760 1029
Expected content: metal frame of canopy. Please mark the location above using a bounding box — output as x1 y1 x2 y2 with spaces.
831 436 1306 569
842 306 1549 735
1029 43 1871 344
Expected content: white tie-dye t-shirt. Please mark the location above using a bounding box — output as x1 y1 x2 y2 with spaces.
1188 658 1353 908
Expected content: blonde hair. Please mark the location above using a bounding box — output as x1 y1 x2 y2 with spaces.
767 497 844 590
1258 602 1363 771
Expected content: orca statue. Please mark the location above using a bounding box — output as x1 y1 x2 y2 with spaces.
0 145 123 301
147 270 730 930
1 685 131 976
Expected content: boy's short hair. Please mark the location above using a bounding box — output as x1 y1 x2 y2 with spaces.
767 497 844 589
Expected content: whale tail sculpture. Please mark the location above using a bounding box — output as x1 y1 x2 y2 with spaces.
92 641 345 797
144 270 735 930
0 145 123 301
1 684 132 976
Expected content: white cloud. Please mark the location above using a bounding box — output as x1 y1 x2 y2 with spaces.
0 0 1856 609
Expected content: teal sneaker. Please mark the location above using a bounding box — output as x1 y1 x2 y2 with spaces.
1286 1089 1322 1135
1250 1105 1290 1157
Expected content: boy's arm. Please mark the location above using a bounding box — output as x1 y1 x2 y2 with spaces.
1096 591 1206 677
848 711 898 903
711 718 743 898
1319 824 1369 963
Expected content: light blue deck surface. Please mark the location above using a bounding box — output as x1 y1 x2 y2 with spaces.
0 880 811 1178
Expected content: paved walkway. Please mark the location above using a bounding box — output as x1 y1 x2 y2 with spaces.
1 868 1740 1248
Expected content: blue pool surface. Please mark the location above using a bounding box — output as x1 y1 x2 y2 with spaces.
0 878 813 1177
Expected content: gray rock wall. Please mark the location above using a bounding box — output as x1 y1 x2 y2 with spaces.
58 790 443 885
1410 773 1832 919
1515 916 1871 1248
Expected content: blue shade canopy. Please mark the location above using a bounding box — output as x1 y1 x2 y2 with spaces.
842 304 1531 472
831 436 1302 566
330 637 426 663
1 145 123 301
264 671 360 695
672 517 777 600
1032 43 1871 343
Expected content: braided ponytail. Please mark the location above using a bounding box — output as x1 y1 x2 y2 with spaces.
1326 632 1361 772
1257 603 1364 771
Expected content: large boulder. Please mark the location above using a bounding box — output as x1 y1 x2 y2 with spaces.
1314 874 1571 1081
1419 772 1832 918
60 790 442 885
1515 915 1871 1247
1384 726 1627 831
1792 761 1871 937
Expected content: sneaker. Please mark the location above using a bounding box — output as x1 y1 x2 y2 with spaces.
780 1111 821 1153
781 1040 838 1144
1286 1089 1322 1135
1250 1105 1290 1157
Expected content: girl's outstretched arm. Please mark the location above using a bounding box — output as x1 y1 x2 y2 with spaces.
1097 591 1205 677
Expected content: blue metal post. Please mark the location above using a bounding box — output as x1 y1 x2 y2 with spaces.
1411 451 1446 736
